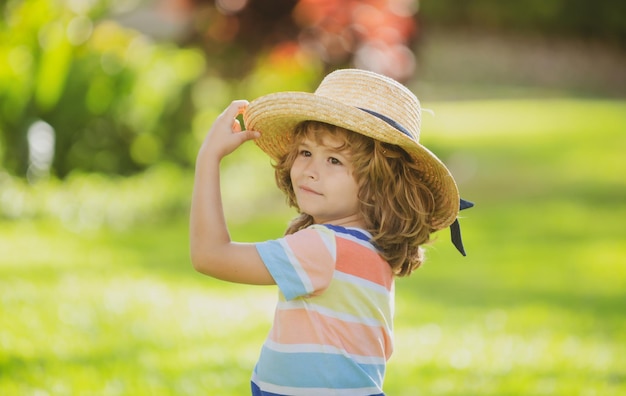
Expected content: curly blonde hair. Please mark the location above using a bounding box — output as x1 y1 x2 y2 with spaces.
274 121 436 276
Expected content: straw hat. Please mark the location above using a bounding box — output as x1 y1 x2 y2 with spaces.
243 68 460 231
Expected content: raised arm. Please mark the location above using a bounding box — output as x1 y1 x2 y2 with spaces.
189 100 274 285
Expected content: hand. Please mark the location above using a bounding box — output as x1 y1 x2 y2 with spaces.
200 100 261 160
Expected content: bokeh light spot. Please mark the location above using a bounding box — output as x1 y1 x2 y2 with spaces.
130 134 162 165
8 46 33 74
27 120 55 182
38 21 65 50
66 15 93 46
216 0 248 15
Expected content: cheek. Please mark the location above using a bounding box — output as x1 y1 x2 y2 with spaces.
339 172 358 194
350 182 361 204
289 164 298 182
290 157 305 179
349 176 361 204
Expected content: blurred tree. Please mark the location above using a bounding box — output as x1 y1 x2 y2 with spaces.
2 0 622 179
418 0 626 47
174 0 417 80
0 0 205 178
183 0 418 81
0 0 418 179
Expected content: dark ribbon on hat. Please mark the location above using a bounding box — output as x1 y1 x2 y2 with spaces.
358 107 474 256
451 198 474 256
357 107 415 141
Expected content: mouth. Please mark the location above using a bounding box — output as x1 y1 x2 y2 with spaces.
298 185 322 196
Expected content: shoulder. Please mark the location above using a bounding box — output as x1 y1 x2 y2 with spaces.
287 224 338 252
258 224 376 264
256 225 339 300
315 224 378 253
255 224 338 266
320 225 393 288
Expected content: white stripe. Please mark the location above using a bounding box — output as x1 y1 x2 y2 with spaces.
280 238 314 293
312 224 379 254
253 378 383 396
263 339 387 365
333 270 390 295
341 234 379 253
277 299 385 327
337 227 381 253
314 226 337 261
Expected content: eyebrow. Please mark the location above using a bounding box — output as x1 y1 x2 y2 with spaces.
298 138 349 154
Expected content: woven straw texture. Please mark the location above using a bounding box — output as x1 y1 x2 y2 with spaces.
243 69 459 230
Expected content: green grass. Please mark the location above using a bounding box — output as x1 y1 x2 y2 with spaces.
1 98 625 395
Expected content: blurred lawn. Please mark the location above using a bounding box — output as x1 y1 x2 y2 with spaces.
1 98 625 395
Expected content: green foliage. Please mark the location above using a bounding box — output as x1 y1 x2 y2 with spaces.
419 0 626 45
0 0 204 176
384 98 626 394
0 0 327 179
1 98 625 394
3 0 623 180
0 163 193 229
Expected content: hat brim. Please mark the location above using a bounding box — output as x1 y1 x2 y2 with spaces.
243 92 460 230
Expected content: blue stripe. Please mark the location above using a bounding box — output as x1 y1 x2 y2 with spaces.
255 346 385 389
321 224 371 243
251 381 284 396
251 381 385 396
256 240 308 300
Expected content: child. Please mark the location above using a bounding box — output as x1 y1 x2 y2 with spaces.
190 69 472 395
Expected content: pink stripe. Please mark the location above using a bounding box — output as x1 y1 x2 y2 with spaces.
285 229 335 295
269 308 393 359
335 239 393 290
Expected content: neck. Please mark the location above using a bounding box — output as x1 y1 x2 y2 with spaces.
315 215 365 229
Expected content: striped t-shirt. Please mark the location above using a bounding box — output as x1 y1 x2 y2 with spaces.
251 224 394 396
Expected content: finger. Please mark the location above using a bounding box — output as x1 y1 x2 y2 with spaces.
237 130 260 142
220 100 249 121
232 118 242 132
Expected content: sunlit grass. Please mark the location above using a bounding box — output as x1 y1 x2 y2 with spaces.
0 220 278 395
1 98 625 395
381 98 626 395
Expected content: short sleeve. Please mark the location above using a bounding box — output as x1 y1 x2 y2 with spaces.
256 225 337 300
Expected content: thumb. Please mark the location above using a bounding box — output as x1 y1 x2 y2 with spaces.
237 129 261 143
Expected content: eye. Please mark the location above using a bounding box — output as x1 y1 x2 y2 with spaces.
299 150 311 157
328 157 342 165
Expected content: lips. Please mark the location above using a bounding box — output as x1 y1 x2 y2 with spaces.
298 185 322 195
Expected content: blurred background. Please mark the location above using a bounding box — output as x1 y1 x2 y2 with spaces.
1 0 625 395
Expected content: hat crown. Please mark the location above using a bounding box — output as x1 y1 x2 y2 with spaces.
314 69 421 142
243 68 460 231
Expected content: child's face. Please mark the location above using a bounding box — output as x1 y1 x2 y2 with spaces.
290 131 363 228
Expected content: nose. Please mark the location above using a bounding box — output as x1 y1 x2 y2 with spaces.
302 157 319 180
